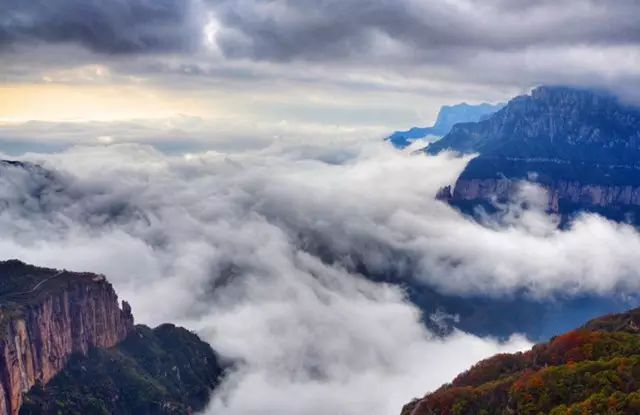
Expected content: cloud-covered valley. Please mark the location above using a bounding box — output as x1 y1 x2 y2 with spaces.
1 137 640 413
1 0 639 413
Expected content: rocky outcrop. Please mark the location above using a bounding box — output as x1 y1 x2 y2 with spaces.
0 261 134 415
434 185 453 202
427 86 640 223
450 178 640 221
426 86 640 158
452 177 640 213
451 178 516 203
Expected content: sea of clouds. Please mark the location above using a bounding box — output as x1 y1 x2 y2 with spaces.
2 137 640 414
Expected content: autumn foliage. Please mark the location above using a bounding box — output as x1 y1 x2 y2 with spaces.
402 308 640 415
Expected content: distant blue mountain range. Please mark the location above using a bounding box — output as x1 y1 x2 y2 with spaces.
387 102 504 149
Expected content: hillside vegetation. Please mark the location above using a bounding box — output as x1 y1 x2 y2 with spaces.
403 308 640 415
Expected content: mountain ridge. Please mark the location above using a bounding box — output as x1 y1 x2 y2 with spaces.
401 307 640 415
387 102 503 148
428 86 640 223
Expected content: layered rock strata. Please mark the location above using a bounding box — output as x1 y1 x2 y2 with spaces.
0 260 133 415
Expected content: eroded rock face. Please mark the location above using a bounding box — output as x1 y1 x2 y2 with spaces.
0 262 133 415
427 86 640 223
451 177 640 218
426 86 640 159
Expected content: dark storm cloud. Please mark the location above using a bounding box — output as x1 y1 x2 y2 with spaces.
209 0 640 62
0 0 201 54
0 0 637 104
3 0 638 61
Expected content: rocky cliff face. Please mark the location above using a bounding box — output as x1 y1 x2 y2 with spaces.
0 260 134 415
427 86 640 158
451 177 640 213
427 86 640 222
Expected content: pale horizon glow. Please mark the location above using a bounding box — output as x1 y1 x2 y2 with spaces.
0 83 212 123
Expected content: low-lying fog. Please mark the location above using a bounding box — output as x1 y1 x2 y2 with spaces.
3 137 640 414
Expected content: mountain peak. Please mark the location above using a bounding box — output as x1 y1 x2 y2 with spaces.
426 85 640 158
386 102 503 148
426 85 640 224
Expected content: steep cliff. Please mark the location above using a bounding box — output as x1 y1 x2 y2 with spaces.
402 307 640 415
0 260 134 415
20 324 224 415
427 86 640 222
387 102 503 149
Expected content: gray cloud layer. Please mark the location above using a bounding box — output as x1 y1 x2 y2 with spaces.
5 138 640 412
0 142 534 414
209 0 640 62
5 137 640 412
3 0 638 61
1 0 639 123
0 0 200 53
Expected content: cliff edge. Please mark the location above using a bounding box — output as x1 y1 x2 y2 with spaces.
427 86 640 223
0 260 134 415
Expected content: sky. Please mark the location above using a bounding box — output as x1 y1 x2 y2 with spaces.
2 1 640 414
1 0 639 151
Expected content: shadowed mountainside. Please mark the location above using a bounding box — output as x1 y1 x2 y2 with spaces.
402 307 640 415
0 259 224 415
20 324 224 415
428 86 640 224
387 102 503 149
